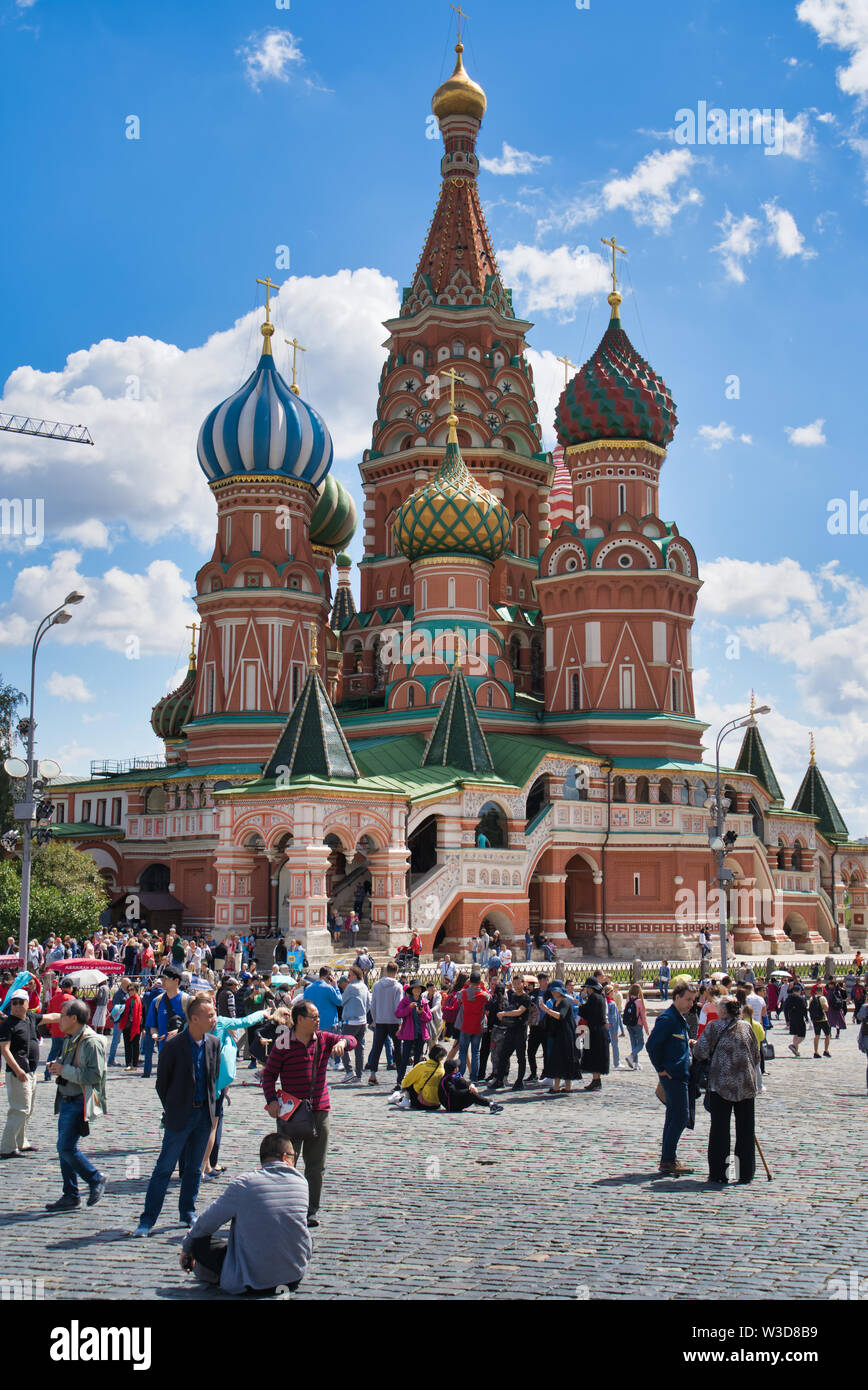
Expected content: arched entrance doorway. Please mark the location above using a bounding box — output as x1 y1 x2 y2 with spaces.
565 853 596 944
408 815 439 877
475 802 507 848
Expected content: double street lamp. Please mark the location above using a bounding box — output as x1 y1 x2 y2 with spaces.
3 593 85 963
704 704 771 973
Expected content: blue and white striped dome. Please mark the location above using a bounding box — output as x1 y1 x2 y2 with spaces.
197 334 333 488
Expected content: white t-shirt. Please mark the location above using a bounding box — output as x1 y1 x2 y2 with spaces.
746 991 765 1023
500 948 513 967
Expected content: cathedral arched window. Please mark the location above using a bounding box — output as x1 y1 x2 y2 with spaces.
585 485 592 520
452 340 465 357
407 685 415 708
636 776 650 803
792 842 804 871
618 483 626 514
210 576 222 592
612 776 627 803
224 516 232 550
658 777 673 805
352 641 363 674
777 839 786 870
448 577 456 608
412 349 425 368
571 672 580 710
476 579 482 611
646 486 653 515
487 685 494 708
530 638 543 693
514 515 529 558
420 579 428 611
492 351 505 370
437 346 450 362
252 513 261 553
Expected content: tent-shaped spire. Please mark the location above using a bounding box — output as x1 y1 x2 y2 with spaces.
420 662 495 775
791 736 848 843
264 657 359 782
735 721 783 802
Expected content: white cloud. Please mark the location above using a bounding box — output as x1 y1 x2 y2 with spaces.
238 30 304 91
496 244 609 317
700 557 821 619
797 0 868 97
696 422 754 450
46 672 93 703
58 520 111 550
785 417 826 446
763 200 814 258
0 268 398 549
599 148 702 232
539 149 701 237
480 143 551 176
711 210 761 283
0 549 197 657
777 110 815 158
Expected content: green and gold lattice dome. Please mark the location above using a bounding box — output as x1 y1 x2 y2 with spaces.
393 417 511 564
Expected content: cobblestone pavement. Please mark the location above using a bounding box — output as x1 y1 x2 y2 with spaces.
1 1029 865 1302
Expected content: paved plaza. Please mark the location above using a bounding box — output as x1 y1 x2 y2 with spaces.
1 1031 865 1303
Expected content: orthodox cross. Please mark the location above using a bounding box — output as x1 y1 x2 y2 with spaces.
600 235 627 294
309 624 319 671
450 3 469 42
556 353 578 388
809 730 816 765
186 622 199 666
256 276 280 324
452 624 464 669
441 366 465 412
285 336 307 396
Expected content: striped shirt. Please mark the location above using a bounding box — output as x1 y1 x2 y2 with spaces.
262 1029 353 1112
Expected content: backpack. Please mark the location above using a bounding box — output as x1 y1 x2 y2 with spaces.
623 998 638 1028
808 995 826 1022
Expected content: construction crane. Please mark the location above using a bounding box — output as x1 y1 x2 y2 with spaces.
0 413 93 445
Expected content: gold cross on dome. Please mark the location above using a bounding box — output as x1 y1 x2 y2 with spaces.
450 3 469 42
452 625 464 670
600 235 627 294
256 276 280 324
309 624 319 671
556 353 578 388
186 622 199 666
285 336 307 397
441 366 466 412
809 729 816 765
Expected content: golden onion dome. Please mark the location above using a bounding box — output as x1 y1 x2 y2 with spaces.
393 414 510 564
432 42 487 123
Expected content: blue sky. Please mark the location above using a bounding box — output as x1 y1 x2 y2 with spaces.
2 0 868 827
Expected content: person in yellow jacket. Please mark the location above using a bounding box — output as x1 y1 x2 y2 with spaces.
390 1045 447 1110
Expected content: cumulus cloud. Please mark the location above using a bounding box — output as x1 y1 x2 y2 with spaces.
539 149 702 237
238 30 304 91
46 672 93 703
57 520 111 550
0 549 197 656
711 210 761 283
480 143 551 176
696 422 754 450
797 0 868 97
0 269 398 549
786 418 826 446
496 244 610 317
763 200 815 258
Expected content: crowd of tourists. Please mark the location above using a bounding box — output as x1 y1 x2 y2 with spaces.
0 925 866 1296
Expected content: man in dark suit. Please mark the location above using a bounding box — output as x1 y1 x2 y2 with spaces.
133 995 219 1237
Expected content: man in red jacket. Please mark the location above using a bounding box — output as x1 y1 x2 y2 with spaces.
456 969 491 1084
43 979 75 1082
262 998 353 1228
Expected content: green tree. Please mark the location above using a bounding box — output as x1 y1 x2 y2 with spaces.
0 841 108 945
0 675 25 832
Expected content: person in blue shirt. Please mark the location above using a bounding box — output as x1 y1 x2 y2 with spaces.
302 969 343 1033
646 981 698 1176
140 979 164 1077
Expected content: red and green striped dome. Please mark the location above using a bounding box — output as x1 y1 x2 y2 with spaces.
555 301 677 449
151 664 195 742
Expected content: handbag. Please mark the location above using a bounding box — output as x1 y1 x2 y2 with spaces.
276 1036 320 1143
690 1018 735 1095
760 1040 775 1061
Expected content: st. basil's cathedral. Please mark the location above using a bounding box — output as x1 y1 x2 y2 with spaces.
51 41 868 962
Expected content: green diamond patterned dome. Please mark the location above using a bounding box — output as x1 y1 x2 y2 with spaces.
393 417 511 563
151 662 195 742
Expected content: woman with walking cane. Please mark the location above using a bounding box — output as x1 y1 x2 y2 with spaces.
692 996 760 1185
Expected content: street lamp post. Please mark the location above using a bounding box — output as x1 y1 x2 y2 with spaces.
706 705 771 973
16 593 84 963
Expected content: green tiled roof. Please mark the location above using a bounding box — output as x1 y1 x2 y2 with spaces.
421 665 495 774
735 723 784 802
792 759 849 843
264 666 359 782
52 823 125 839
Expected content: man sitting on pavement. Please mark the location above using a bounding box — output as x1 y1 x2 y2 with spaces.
179 1131 312 1295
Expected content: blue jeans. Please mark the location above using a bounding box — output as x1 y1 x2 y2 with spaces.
660 1074 690 1164
627 1025 645 1061
608 1026 620 1068
141 1031 155 1078
44 1036 64 1078
457 1032 482 1083
57 1096 102 1198
525 943 533 961
659 979 669 1000
399 1037 423 1082
107 1023 122 1065
140 1108 212 1228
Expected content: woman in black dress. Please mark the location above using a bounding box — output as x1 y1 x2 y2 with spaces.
578 977 610 1092
538 980 582 1094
